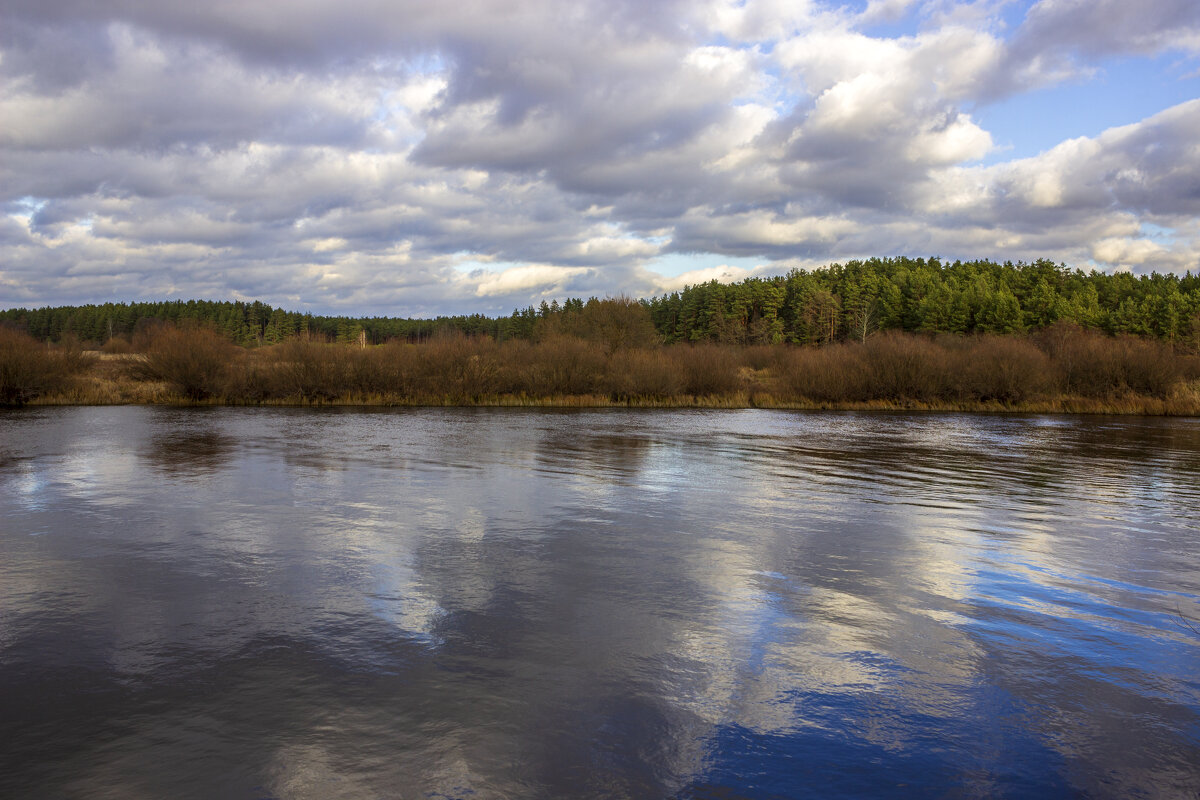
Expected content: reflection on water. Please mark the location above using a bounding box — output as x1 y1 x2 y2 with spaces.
142 418 234 477
1 407 1198 799
537 430 652 483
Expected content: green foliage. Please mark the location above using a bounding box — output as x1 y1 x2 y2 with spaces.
3 258 1199 349
649 258 1200 345
0 299 514 348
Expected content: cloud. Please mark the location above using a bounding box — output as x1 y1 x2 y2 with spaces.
1090 237 1167 267
644 263 768 293
979 0 1200 98
1018 0 1200 59
468 264 595 298
1 0 1198 315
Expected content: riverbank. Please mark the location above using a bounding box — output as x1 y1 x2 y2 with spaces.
24 354 1200 416
6 323 1200 415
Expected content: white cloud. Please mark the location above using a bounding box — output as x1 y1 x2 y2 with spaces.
1091 237 1167 266
645 263 764 293
1 0 1198 314
470 265 594 297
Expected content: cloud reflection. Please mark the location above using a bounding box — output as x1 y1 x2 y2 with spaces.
1 408 1199 798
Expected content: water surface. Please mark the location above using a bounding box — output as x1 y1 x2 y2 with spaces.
2 407 1198 798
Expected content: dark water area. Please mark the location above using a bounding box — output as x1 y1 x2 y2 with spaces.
1 407 1198 799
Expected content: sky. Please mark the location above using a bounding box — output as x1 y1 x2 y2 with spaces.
2 0 1199 317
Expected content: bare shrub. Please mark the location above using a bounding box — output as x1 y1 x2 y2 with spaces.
949 335 1054 403
101 336 134 355
351 342 420 397
1114 336 1183 398
516 337 606 396
270 339 347 401
417 333 505 399
0 326 88 404
775 343 869 402
859 332 950 401
222 355 277 403
53 333 92 378
741 345 778 371
574 296 659 354
133 323 235 400
607 348 684 399
491 340 534 395
1035 322 1183 398
675 344 742 396
1180 353 1200 382
1035 321 1114 396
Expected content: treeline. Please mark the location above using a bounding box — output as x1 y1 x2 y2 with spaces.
647 257 1200 345
0 299 507 347
3 257 1200 348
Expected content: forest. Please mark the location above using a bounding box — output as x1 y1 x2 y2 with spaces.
3 257 1200 348
2 257 1199 413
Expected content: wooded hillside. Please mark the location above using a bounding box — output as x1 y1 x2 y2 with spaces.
3 257 1199 348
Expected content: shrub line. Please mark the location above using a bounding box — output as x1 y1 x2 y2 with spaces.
4 321 1199 416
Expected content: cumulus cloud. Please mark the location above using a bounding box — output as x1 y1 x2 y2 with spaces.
1 0 1198 315
643 263 774 294
468 264 595 298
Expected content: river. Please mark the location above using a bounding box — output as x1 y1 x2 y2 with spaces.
2 407 1198 798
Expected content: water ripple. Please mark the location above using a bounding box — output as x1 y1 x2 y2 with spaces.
1 407 1198 798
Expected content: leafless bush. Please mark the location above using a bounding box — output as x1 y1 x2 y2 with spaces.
775 343 869 402
1180 353 1200 382
575 296 659 354
414 333 505 398
132 323 235 400
268 339 348 401
858 332 950 401
27 316 1192 407
947 335 1055 403
1113 336 1183 398
514 337 606 396
350 341 421 396
222 357 277 403
741 345 778 371
1035 322 1114 397
1035 322 1184 398
0 326 89 404
607 348 684 399
675 344 742 396
101 335 135 354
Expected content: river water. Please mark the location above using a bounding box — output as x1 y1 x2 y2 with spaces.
1 407 1198 799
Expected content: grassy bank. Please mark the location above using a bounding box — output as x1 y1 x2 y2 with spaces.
5 322 1200 415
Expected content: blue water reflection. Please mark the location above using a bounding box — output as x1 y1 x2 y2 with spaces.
0 407 1197 798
